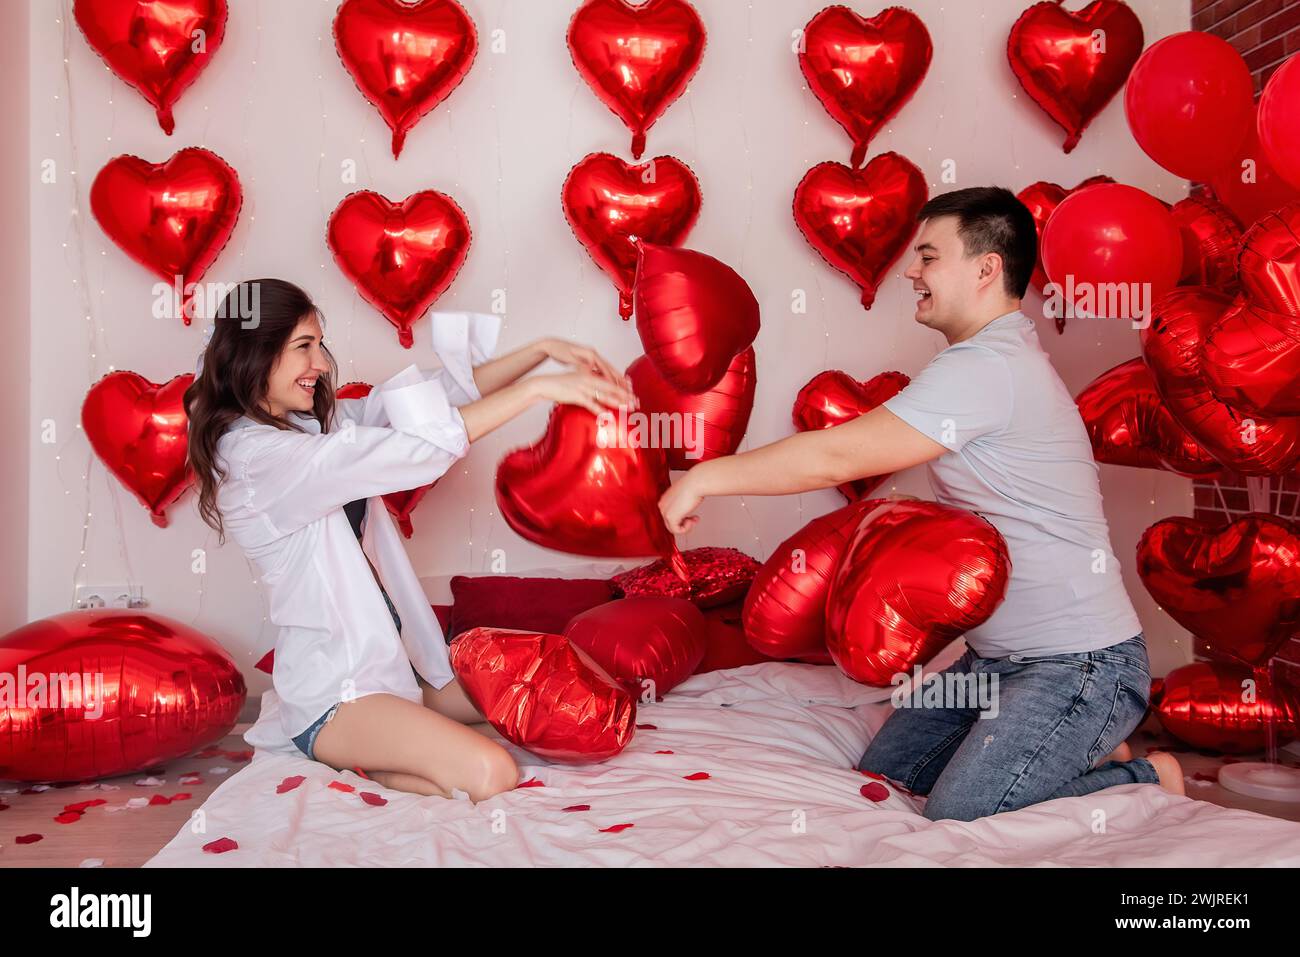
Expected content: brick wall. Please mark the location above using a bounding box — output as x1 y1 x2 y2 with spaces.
1190 0 1300 691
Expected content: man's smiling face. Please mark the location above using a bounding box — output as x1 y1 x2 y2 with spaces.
902 215 987 335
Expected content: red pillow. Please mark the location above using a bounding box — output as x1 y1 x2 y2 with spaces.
254 603 453 674
447 575 616 640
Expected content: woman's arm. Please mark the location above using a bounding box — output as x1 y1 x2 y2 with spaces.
457 369 638 443
471 337 627 397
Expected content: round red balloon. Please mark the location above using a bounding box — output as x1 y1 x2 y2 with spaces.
564 596 707 698
1124 31 1254 181
1209 105 1300 228
1040 183 1182 322
0 610 245 782
1259 53 1300 192
1018 176 1116 305
449 626 636 762
1155 661 1299 754
825 500 1010 686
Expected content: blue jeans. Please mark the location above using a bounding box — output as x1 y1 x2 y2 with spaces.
858 633 1161 822
291 703 341 761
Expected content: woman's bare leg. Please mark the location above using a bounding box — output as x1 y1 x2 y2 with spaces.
311 692 517 801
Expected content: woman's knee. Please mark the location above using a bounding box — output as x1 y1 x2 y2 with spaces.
461 740 518 801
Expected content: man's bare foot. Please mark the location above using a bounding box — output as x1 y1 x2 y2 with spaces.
1145 751 1186 797
1094 740 1133 767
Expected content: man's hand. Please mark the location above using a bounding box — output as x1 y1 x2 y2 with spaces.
659 468 707 535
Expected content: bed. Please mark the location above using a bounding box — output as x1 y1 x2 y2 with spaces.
145 640 1300 867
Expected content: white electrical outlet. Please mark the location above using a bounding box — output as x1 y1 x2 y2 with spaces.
74 585 146 609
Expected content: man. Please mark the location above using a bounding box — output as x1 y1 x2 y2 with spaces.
658 186 1184 822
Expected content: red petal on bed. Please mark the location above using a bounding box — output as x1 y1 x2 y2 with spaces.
352 766 373 781
202 837 238 854
328 781 356 793
683 772 710 781
599 823 634 833
0 802 10 811
654 750 674 754
360 791 388 807
1192 771 1219 783
15 834 44 844
54 812 82 824
860 782 889 802
562 804 591 812
636 724 657 730
858 769 885 780
516 778 545 789
223 749 254 762
148 794 172 805
171 793 192 801
63 799 107 813
276 775 306 794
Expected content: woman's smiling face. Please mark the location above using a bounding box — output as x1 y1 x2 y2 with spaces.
262 311 330 418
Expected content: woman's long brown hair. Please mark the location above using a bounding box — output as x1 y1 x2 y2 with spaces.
185 279 339 543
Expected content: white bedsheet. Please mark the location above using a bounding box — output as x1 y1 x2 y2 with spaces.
146 652 1300 867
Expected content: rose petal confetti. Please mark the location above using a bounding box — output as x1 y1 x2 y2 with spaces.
683 772 710 781
170 793 192 802
15 834 43 844
654 750 674 754
599 823 634 833
276 775 306 794
562 804 591 812
63 799 107 813
148 794 173 806
860 782 889 802
211 767 231 775
327 781 356 793
636 724 657 730
54 812 82 824
352 766 374 781
134 776 165 788
80 859 104 868
125 797 150 808
178 775 203 786
516 778 545 789
202 837 238 854
359 791 387 807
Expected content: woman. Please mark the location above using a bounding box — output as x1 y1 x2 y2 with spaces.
185 279 636 800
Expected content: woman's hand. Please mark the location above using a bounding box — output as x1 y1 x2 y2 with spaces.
541 337 627 388
531 370 639 417
659 468 707 535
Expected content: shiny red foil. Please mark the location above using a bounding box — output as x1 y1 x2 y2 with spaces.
793 370 910 501
1155 661 1300 754
0 610 246 782
611 546 759 607
564 596 707 697
81 371 194 528
1171 195 1243 294
1138 513 1300 667
333 0 477 158
826 501 1010 686
450 627 635 762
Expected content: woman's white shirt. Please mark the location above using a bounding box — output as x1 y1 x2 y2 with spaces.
215 312 501 748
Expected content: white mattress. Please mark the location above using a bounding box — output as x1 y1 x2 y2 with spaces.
146 647 1300 867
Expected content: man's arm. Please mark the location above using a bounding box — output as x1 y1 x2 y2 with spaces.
660 406 947 533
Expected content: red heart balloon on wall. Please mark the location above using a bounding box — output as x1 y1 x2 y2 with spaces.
626 347 755 470
567 0 706 159
798 5 932 169
1075 358 1225 478
333 0 478 158
1142 287 1300 475
0 609 245 782
91 148 242 324
1017 175 1115 329
792 369 910 501
450 626 636 762
634 244 760 394
793 153 928 310
1155 661 1300 754
562 152 702 320
1138 513 1300 668
327 190 472 349
495 404 684 575
743 498 887 662
81 371 194 528
74 0 228 134
1171 195 1243 295
1007 0 1144 153
564 596 707 698
337 382 437 537
825 500 1011 686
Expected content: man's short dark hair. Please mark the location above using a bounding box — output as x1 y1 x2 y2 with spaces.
917 187 1038 299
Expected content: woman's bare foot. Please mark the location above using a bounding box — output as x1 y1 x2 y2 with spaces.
1094 740 1133 767
1145 750 1186 797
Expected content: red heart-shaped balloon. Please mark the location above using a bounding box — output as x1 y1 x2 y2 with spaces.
1142 287 1300 475
327 190 471 349
450 626 636 763
495 404 682 573
1007 1 1144 153
567 0 706 159
743 498 887 662
798 5 932 169
792 369 910 501
1171 195 1243 295
81 371 194 527
1075 357 1225 478
625 347 755 470
74 0 228 134
1017 175 1115 328
1203 205 1300 417
337 382 437 537
793 153 928 310
825 500 1010 686
90 148 242 323
0 610 245 782
1155 661 1300 754
333 0 478 158
562 152 702 320
1138 513 1300 667
634 244 760 394
564 596 707 698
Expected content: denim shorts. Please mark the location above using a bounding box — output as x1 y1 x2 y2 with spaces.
291 702 341 761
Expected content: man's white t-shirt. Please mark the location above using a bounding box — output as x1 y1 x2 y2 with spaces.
881 309 1142 659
